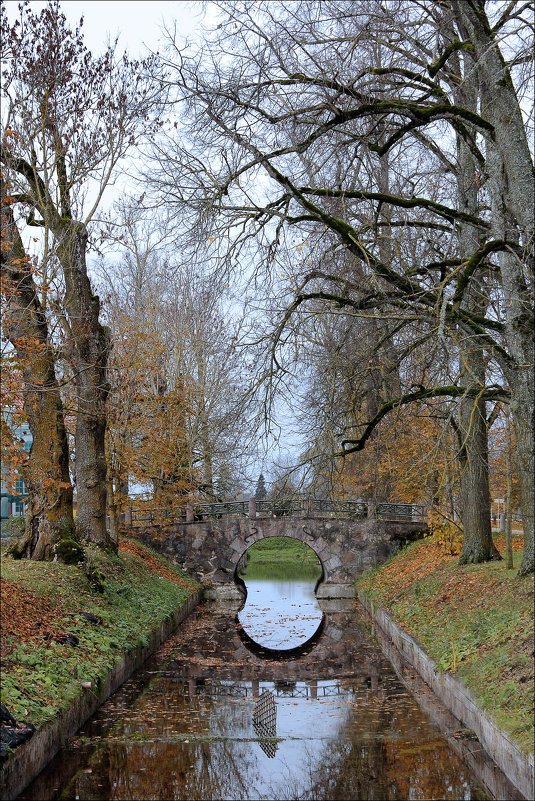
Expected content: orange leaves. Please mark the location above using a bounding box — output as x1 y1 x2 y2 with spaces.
0 578 63 659
118 539 197 590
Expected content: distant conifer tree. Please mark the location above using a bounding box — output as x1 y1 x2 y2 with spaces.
254 473 267 500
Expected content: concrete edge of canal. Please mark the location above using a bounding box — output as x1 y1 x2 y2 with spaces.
1 589 204 801
358 590 535 801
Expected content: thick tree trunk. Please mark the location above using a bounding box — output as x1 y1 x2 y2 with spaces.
508 377 534 575
452 0 535 235
505 418 513 570
451 0 534 575
457 356 500 564
485 144 534 575
1 197 76 561
452 46 499 564
56 221 113 550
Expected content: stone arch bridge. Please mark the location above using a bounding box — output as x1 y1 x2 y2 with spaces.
129 498 428 599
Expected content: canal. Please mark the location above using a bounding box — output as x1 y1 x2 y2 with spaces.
18 542 516 800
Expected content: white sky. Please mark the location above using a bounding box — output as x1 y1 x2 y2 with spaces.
3 1 211 56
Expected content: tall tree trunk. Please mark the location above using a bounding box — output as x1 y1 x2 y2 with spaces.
505 414 513 570
451 0 533 574
485 144 534 576
457 348 500 563
1 194 76 560
452 0 535 235
56 221 113 550
451 44 499 564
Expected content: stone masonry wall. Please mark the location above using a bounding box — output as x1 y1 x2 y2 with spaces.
136 515 427 593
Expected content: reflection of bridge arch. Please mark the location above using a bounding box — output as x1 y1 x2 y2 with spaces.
235 607 326 659
168 600 384 687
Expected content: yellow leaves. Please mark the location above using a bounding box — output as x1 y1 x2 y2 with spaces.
428 507 462 555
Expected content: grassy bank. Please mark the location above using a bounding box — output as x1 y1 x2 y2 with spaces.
240 536 323 580
0 538 200 729
356 535 534 753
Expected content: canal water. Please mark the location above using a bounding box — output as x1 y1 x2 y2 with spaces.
19 566 514 800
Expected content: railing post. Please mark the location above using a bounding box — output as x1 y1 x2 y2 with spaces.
367 499 375 519
248 497 257 519
186 504 194 523
305 497 314 517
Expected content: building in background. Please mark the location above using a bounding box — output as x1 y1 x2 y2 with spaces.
1 414 32 520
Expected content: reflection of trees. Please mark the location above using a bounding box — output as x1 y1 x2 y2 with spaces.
58 605 482 801
276 684 477 801
76 738 265 801
274 680 297 695
73 674 478 801
71 677 270 800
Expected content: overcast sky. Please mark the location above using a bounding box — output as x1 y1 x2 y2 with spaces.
3 1 211 56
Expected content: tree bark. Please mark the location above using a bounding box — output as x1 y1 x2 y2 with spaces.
485 144 534 576
457 351 500 564
55 221 113 550
1 196 76 560
452 0 535 235
451 42 500 564
505 414 513 570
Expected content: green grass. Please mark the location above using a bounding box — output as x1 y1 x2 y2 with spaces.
356 539 534 753
240 536 322 581
0 540 200 728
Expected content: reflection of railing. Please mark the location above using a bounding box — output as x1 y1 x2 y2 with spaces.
124 498 426 528
184 680 354 699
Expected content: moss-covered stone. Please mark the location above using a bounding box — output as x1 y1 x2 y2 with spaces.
53 538 84 565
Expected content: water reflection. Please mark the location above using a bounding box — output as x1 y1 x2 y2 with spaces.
18 598 508 801
237 578 323 650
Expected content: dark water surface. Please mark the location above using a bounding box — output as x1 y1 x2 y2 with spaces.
19 575 505 801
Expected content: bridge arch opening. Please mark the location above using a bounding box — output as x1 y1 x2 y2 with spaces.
234 536 325 652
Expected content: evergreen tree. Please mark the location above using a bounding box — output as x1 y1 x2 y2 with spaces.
254 473 267 500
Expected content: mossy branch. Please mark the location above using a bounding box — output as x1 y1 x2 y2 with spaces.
339 385 510 456
427 40 476 78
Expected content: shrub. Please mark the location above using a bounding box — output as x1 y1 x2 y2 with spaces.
0 516 26 539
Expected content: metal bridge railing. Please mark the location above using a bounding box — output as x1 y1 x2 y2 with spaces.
123 498 426 528
312 499 368 518
376 502 424 519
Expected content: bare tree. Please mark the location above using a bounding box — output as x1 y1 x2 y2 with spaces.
148 0 532 571
95 206 255 517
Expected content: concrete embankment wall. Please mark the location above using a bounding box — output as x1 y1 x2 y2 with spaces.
1 591 203 801
358 591 534 801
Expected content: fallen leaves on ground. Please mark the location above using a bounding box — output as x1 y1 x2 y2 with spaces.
118 538 197 590
0 578 63 658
